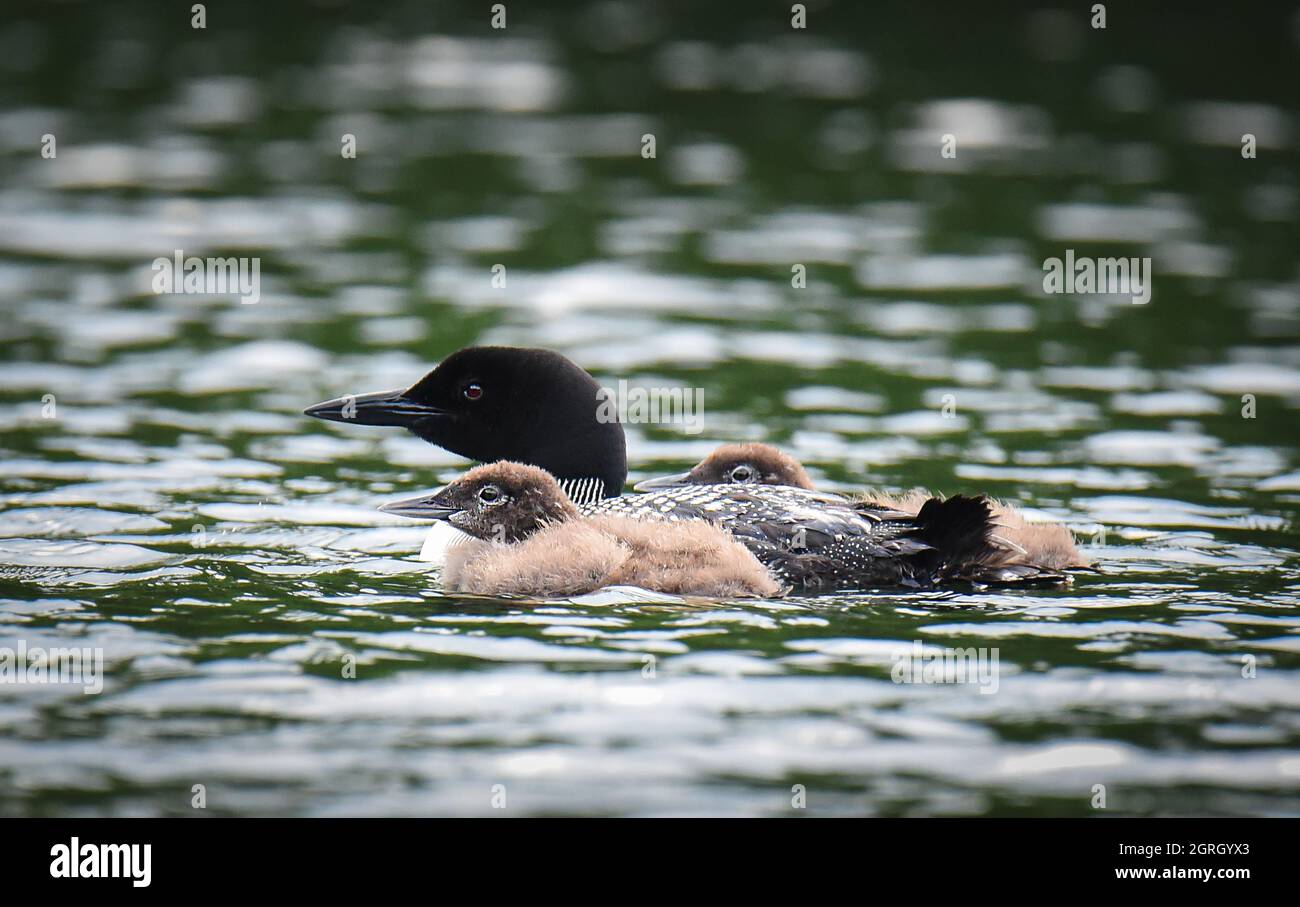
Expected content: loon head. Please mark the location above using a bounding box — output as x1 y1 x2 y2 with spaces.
634 442 815 491
306 346 627 495
379 461 580 543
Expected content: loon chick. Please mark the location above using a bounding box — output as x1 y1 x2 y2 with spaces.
306 346 627 564
635 442 1089 580
635 441 816 491
379 463 783 599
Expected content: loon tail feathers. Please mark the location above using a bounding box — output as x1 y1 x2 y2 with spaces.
911 494 995 567
910 494 1075 588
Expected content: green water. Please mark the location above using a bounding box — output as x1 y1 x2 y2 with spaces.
0 2 1298 816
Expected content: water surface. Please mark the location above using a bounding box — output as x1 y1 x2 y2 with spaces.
1 2 1298 816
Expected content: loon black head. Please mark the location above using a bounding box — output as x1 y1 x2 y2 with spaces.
305 346 627 495
635 442 815 491
379 461 579 543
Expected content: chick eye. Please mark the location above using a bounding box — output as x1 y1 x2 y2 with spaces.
729 465 755 483
477 484 502 503
463 383 484 401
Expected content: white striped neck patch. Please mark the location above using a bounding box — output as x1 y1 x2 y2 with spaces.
558 476 608 506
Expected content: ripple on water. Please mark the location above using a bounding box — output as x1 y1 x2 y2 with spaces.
0 507 168 537
0 538 172 569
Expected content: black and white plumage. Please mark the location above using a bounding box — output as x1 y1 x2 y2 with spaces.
578 482 997 591
633 442 1088 588
558 476 609 507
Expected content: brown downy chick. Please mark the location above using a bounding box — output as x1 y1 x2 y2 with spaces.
381 461 783 599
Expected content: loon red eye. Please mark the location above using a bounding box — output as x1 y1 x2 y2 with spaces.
729 464 755 483
477 484 501 503
463 383 483 401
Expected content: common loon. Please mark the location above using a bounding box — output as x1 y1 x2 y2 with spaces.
309 347 1080 587
635 442 1089 579
378 462 782 598
382 463 1004 592
305 346 626 562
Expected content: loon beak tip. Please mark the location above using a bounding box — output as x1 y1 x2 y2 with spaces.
302 399 335 419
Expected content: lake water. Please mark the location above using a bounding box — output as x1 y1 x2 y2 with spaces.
1 3 1298 816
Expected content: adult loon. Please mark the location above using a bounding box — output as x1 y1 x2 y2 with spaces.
305 346 626 562
382 463 1004 593
635 442 1089 579
379 462 782 598
309 347 1079 586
